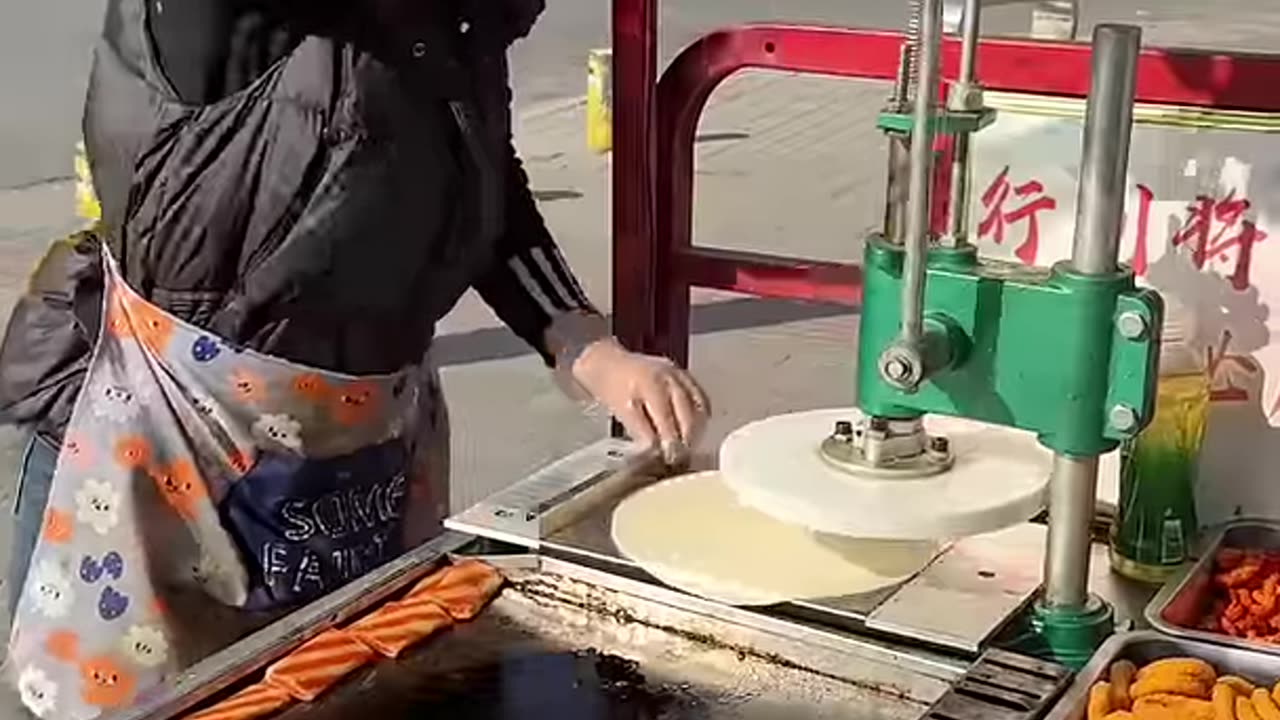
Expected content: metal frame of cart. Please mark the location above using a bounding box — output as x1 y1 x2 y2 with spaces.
607 2 1280 369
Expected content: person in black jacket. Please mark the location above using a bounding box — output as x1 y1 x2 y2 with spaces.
0 0 708 621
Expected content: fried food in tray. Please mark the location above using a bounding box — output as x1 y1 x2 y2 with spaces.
1084 653 1280 720
1200 548 1280 644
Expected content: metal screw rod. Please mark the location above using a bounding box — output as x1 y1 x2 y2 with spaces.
944 0 983 246
900 0 944 345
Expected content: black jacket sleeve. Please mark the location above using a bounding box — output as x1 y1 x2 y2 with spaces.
0 230 104 440
472 145 597 364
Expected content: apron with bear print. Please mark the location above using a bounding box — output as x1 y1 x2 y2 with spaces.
8 252 449 720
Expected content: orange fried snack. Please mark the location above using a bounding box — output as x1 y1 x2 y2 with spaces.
348 599 453 659
1132 693 1214 720
183 683 292 720
264 629 375 702
1203 548 1280 644
403 559 504 621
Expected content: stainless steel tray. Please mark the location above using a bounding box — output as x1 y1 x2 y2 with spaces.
1146 519 1280 656
1045 630 1280 720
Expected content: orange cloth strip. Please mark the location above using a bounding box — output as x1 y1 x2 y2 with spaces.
348 600 453 658
264 630 375 702
403 559 504 620
183 683 292 720
181 560 504 718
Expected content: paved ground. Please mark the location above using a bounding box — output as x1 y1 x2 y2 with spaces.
4 0 1280 713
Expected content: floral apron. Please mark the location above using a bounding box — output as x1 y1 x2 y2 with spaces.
8 253 449 720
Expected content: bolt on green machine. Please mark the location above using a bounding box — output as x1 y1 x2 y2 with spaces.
855 0 1163 668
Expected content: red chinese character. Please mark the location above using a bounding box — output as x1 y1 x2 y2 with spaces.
1129 184 1155 277
978 166 1057 265
1171 192 1267 291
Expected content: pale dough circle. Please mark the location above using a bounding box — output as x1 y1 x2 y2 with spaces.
610 471 939 606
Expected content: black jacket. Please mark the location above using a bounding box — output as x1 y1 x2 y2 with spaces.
0 0 594 441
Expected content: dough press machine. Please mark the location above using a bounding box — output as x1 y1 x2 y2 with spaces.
448 0 1161 685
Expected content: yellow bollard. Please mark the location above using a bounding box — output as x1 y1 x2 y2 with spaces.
74 141 101 223
586 48 613 154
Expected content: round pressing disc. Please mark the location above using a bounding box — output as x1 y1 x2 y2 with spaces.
611 471 939 606
719 408 1051 540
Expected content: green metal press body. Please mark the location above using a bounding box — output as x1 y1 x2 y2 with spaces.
856 241 1162 459
855 0 1163 667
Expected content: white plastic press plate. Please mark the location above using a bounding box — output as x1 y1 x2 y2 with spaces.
719 408 1052 540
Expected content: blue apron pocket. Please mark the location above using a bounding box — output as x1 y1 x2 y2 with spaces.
218 439 410 611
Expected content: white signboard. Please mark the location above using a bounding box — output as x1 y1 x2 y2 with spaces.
968 100 1280 527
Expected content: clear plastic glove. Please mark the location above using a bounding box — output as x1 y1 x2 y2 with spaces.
570 337 710 463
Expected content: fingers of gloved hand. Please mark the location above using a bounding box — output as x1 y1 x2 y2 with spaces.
666 375 703 448
639 381 685 462
613 399 658 450
669 367 711 416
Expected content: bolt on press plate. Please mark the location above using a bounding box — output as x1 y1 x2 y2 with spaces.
821 416 956 479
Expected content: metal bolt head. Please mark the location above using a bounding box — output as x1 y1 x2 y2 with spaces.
947 82 985 112
1116 311 1148 340
1110 404 1139 433
833 420 854 439
878 344 924 391
928 436 950 454
885 358 912 381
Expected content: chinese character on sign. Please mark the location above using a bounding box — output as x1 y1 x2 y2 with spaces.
978 166 1058 265
1171 192 1267 291
1128 184 1156 277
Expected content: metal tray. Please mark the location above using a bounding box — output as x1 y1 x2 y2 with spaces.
1146 519 1280 656
1045 630 1280 720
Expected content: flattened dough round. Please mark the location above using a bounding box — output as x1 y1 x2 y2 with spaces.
611 471 939 606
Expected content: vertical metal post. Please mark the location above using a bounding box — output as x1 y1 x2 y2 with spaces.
610 0 658 435
956 0 981 87
900 0 944 345
943 0 982 246
1071 25 1139 275
1043 456 1099 608
1042 24 1141 610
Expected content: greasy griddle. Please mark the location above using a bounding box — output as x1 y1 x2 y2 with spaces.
265 559 961 720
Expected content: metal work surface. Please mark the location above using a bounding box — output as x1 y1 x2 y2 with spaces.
450 439 1054 654
1044 630 1280 720
256 557 959 719
1147 520 1280 656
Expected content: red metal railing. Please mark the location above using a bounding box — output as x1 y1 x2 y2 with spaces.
610 0 1280 366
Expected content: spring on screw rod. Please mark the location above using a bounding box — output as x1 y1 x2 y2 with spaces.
896 0 925 110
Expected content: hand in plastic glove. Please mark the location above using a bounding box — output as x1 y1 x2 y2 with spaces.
571 338 710 463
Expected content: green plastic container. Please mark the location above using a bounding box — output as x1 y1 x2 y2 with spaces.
1109 297 1209 584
